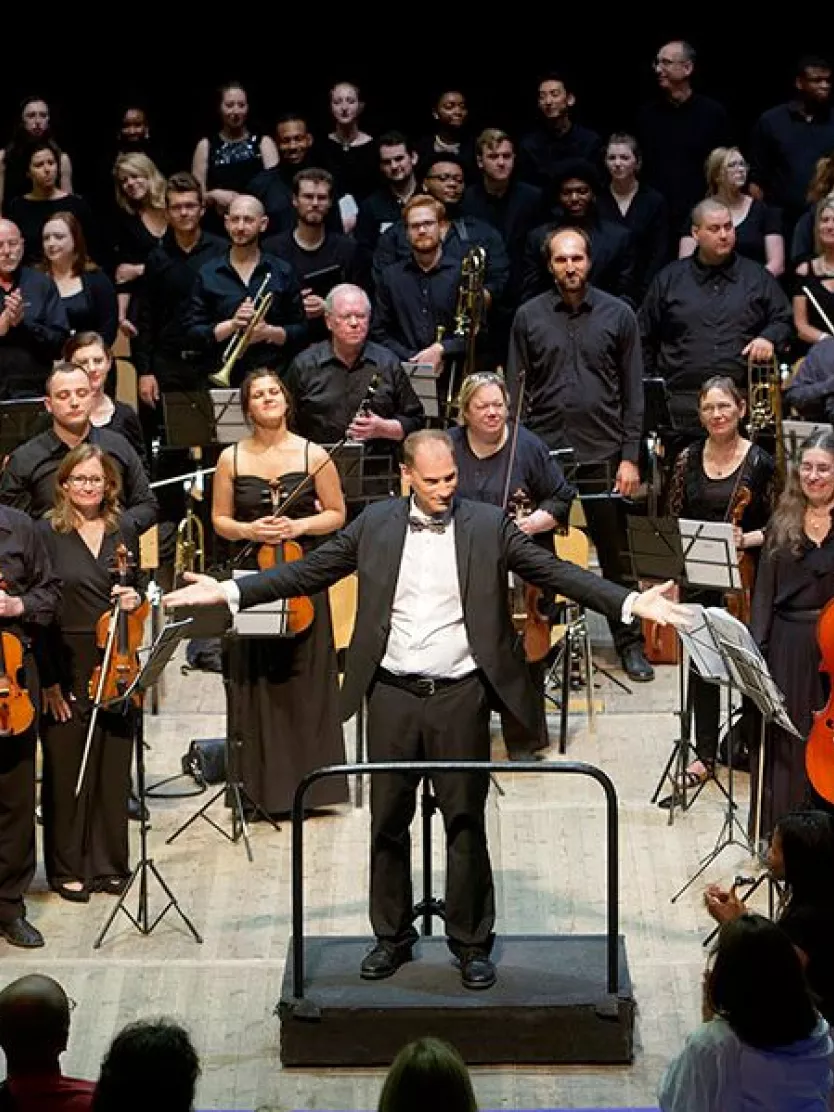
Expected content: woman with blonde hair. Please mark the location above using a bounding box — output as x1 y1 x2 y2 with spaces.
793 193 834 347
679 146 784 275
111 152 167 337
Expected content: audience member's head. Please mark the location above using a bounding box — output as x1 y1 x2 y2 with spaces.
93 1019 200 1112
769 809 834 907
0 974 72 1074
377 1037 478 1112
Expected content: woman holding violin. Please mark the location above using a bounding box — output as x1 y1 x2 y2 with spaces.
666 377 776 792
211 370 348 816
449 372 575 759
37 444 145 901
749 430 834 838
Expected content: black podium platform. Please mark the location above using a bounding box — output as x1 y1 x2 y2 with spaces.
278 933 635 1066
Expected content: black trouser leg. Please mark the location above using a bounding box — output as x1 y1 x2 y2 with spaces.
501 661 548 756
0 716 36 923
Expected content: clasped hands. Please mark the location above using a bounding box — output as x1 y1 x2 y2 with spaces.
247 515 305 543
0 290 24 334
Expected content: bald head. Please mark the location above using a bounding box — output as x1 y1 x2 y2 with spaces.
225 194 267 247
0 975 71 1069
0 220 24 277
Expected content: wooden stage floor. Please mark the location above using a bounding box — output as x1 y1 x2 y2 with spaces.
3 643 766 1110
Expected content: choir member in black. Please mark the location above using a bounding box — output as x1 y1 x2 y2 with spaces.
635 41 732 248
0 503 60 947
0 97 72 212
6 142 96 267
274 114 319 189
38 445 144 901
749 56 834 233
749 431 834 837
415 90 477 182
355 133 419 255
665 378 775 789
0 218 68 398
262 169 365 343
372 155 509 305
111 153 167 339
185 195 306 385
790 155 834 266
508 227 653 681
323 82 377 219
521 159 635 305
0 363 157 532
40 213 117 345
191 82 278 224
678 148 784 277
517 74 602 190
597 133 669 303
639 199 793 436
450 372 575 757
64 333 148 470
211 371 348 815
793 196 834 351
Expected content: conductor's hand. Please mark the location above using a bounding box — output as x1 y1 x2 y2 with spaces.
614 460 640 498
704 883 746 924
630 580 694 629
742 336 774 363
164 572 228 611
43 684 73 723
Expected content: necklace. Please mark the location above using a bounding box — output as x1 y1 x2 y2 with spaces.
705 438 743 477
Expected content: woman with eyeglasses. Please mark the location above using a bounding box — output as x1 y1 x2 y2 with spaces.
679 146 784 276
36 444 145 902
748 430 834 837
449 372 575 759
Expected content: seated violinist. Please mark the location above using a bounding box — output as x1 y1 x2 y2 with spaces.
37 444 146 902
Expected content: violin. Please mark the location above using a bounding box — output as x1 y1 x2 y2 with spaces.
507 490 552 663
805 599 834 805
0 576 34 737
255 479 314 635
89 543 150 707
726 486 755 624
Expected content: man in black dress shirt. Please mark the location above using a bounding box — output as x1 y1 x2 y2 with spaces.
0 219 68 399
521 160 634 305
0 364 158 531
636 41 732 248
355 133 419 254
639 199 793 434
749 55 834 231
508 227 653 681
517 73 602 190
185 195 307 385
262 168 364 343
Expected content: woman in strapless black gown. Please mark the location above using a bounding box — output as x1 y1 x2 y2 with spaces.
211 370 348 815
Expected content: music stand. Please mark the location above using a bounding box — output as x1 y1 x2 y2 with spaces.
643 377 676 515
210 388 247 444
161 392 215 449
324 442 397 510
403 362 439 421
0 398 45 458
94 618 202 948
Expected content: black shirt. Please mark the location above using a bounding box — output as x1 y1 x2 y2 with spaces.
0 426 158 532
507 285 644 462
185 250 308 384
638 253 793 425
0 266 69 398
462 179 545 301
596 185 670 304
521 213 636 305
248 167 295 237
355 186 416 253
59 270 118 347
750 100 834 218
322 138 379 202
132 229 227 381
283 339 425 446
370 254 465 361
779 901 834 1023
261 229 365 291
6 193 99 267
206 132 267 195
676 198 783 268
0 504 60 633
517 122 602 190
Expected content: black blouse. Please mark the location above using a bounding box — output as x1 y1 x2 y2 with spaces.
666 441 776 532
597 184 670 303
206 132 266 195
59 270 118 346
6 193 99 266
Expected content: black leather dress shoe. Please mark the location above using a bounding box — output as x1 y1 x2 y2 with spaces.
460 953 496 990
0 917 44 948
360 941 413 980
620 645 655 682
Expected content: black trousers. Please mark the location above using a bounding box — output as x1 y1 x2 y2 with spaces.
0 660 39 923
367 672 494 955
501 660 548 756
574 461 641 654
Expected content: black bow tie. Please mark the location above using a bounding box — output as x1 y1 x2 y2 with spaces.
408 516 447 534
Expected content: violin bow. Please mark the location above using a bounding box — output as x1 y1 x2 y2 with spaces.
501 368 526 512
74 602 120 798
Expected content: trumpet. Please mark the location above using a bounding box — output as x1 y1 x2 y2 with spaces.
210 275 274 388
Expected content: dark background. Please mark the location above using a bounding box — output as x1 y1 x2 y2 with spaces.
2 23 831 188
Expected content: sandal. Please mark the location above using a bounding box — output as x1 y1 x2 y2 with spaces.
49 878 90 904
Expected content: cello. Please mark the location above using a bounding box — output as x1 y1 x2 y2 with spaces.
805 598 834 805
0 575 35 736
255 479 314 636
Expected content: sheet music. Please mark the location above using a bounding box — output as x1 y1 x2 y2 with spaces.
677 605 729 681
679 519 741 590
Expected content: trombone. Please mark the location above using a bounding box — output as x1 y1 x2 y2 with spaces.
210 274 274 388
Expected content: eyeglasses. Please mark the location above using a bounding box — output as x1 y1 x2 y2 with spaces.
799 464 834 476
654 56 684 68
65 475 105 488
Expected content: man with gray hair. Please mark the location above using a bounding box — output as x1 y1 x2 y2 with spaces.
639 198 792 433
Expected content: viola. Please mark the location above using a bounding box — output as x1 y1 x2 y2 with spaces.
725 486 755 624
0 576 35 736
805 599 834 805
255 479 314 635
89 543 149 706
507 490 551 664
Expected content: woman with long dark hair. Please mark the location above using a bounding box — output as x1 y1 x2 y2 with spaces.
0 97 72 212
6 141 95 265
378 1037 478 1112
659 913 832 1112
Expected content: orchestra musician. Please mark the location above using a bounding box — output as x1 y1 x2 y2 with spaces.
37 445 144 902
165 428 692 990
184 195 307 386
449 371 575 759
210 370 348 817
749 430 834 839
665 377 776 794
